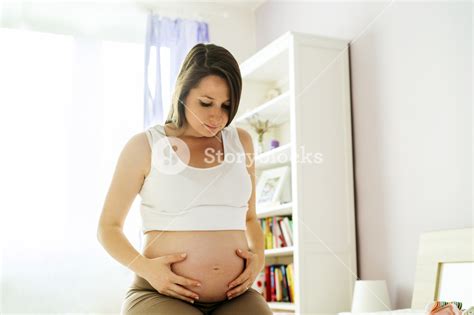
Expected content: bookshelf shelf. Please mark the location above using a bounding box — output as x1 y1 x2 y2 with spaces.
236 31 357 314
267 302 296 311
265 246 294 257
256 202 293 219
239 34 289 81
255 142 291 170
235 90 290 126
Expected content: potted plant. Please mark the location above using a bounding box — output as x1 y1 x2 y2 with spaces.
246 114 275 154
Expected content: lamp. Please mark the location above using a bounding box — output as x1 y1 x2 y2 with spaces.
351 280 392 312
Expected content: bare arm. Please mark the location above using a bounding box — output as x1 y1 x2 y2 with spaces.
238 127 265 272
225 127 266 298
96 132 151 278
96 131 202 303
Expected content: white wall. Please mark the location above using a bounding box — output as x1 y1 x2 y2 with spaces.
255 0 472 309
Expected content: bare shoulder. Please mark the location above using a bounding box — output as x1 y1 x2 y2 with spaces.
123 131 150 158
236 127 253 152
236 127 254 155
98 131 151 229
118 131 151 176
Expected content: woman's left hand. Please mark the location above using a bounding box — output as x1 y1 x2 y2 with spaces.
226 248 260 300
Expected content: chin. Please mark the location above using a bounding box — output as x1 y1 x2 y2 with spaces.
203 124 221 135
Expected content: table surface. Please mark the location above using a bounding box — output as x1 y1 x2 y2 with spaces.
339 309 425 315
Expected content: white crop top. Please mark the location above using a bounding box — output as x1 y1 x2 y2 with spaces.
139 123 252 233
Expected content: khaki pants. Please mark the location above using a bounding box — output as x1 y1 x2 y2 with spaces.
121 275 273 315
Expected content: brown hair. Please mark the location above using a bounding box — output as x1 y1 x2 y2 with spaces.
165 43 242 128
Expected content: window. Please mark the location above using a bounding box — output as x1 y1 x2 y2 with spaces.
0 27 145 312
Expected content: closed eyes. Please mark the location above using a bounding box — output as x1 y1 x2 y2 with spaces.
199 100 231 110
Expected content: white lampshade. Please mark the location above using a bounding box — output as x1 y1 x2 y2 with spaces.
351 280 392 312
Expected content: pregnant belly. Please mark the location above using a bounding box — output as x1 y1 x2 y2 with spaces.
142 230 249 302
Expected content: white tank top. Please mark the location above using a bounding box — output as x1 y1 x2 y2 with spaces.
139 123 252 233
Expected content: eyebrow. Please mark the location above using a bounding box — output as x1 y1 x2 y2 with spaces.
201 95 230 103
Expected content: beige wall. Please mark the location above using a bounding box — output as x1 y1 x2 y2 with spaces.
255 0 472 308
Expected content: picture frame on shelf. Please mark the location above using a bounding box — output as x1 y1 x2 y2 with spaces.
256 166 290 207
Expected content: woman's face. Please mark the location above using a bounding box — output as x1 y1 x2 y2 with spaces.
182 75 231 137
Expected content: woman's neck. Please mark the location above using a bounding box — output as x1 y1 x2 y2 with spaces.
164 122 222 141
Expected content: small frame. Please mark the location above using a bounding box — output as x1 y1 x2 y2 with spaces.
255 166 290 207
411 228 474 309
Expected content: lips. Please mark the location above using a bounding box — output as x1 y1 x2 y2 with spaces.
205 124 219 130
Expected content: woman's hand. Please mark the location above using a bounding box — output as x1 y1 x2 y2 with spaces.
226 248 260 300
142 253 202 303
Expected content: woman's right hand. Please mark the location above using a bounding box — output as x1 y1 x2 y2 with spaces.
142 253 201 303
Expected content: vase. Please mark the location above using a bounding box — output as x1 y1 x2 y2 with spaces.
257 140 264 155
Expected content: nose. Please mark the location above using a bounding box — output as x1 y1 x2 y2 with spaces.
208 108 224 124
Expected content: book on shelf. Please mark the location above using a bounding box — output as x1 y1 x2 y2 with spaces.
286 263 294 302
280 217 293 246
270 265 276 301
260 216 293 249
253 263 295 303
265 265 271 300
280 265 290 302
275 266 282 301
273 217 285 248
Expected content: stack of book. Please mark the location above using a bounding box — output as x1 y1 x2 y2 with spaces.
254 263 295 303
260 216 293 249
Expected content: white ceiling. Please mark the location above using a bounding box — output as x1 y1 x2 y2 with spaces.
134 0 268 20
135 0 268 12
0 0 267 42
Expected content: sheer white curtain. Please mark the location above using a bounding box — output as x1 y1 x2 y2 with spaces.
143 14 209 128
0 28 143 313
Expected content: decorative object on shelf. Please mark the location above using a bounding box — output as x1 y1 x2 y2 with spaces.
351 280 392 312
256 166 290 207
246 113 276 154
251 271 266 295
265 87 281 102
270 139 280 150
425 301 464 315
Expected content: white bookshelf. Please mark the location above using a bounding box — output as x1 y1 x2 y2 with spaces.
233 31 357 314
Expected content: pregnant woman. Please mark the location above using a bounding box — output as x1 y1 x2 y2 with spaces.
97 43 272 315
